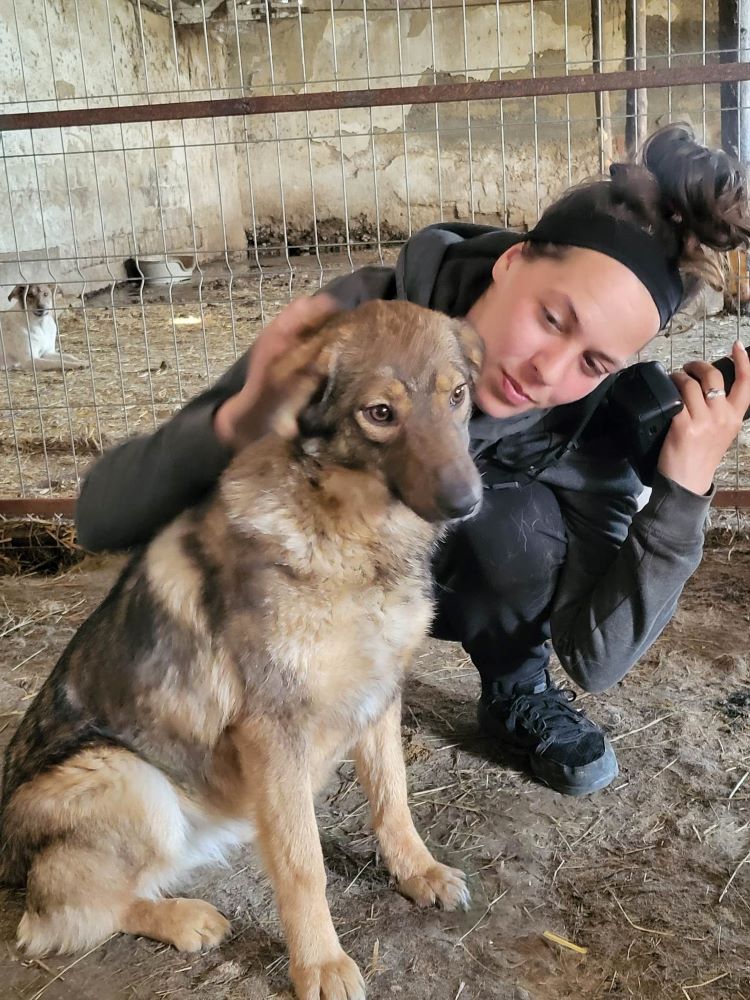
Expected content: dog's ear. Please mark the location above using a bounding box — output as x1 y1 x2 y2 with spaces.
8 285 26 304
451 320 484 384
267 318 351 440
296 337 347 439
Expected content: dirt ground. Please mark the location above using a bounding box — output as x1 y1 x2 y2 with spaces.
1 537 750 1000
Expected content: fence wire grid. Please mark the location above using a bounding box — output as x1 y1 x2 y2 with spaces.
1 0 750 510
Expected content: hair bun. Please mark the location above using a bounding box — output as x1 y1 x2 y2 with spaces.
609 160 662 220
641 123 750 251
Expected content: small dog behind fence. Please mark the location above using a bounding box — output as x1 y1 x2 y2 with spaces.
0 284 87 372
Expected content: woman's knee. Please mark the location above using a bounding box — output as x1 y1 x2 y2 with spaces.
443 481 568 596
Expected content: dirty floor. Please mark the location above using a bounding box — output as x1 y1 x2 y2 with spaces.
1 539 750 999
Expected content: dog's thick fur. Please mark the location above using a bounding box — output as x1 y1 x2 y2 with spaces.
0 300 483 1000
0 284 86 370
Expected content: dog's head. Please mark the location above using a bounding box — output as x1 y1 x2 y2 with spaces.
8 284 54 317
291 300 484 524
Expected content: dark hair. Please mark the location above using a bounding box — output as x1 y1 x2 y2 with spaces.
523 124 750 306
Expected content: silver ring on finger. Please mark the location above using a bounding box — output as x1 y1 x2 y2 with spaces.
704 387 727 400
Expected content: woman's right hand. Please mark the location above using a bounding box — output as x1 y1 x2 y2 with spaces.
213 293 340 451
656 341 750 495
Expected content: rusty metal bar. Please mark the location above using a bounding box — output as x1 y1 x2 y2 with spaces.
2 490 750 523
0 499 77 519
3 62 750 132
712 489 750 508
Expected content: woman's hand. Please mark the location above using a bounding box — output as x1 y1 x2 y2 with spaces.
656 341 750 495
213 293 340 451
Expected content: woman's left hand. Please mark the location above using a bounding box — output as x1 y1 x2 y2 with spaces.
656 341 750 495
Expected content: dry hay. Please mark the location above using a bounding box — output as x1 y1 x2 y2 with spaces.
0 516 83 576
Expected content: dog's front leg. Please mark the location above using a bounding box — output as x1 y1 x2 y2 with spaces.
354 696 470 911
24 353 87 371
241 725 365 1000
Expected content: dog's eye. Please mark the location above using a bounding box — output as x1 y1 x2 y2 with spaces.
363 404 394 425
450 384 467 407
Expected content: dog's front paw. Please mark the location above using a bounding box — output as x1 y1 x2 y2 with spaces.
291 949 365 1000
164 899 231 952
399 861 470 911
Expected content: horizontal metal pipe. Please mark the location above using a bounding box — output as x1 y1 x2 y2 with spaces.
711 489 750 509
0 499 77 519
1 489 750 522
2 62 750 131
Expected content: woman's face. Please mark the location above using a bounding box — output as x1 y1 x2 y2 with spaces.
466 243 662 418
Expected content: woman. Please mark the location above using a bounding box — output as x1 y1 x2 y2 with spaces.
76 124 750 796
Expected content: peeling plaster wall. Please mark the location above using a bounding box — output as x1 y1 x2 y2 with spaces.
0 0 723 287
234 0 720 237
0 0 248 290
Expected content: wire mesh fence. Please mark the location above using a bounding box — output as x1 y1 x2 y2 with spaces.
1 0 749 509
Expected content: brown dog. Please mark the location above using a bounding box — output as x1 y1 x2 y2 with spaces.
0 300 483 1000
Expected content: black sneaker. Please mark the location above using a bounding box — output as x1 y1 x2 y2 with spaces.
477 672 618 796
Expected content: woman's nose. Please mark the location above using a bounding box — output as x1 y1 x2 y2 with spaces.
530 345 571 386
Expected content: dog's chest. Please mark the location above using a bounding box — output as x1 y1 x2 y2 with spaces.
224 465 437 732
12 312 57 357
35 315 57 355
265 556 432 732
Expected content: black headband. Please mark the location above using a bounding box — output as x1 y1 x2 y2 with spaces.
527 199 683 329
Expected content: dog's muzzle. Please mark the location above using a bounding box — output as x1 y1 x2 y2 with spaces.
433 471 483 522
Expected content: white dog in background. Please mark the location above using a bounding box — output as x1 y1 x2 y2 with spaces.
0 284 87 371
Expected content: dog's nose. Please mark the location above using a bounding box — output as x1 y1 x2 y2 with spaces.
436 483 483 520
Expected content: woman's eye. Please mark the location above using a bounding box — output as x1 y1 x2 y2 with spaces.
583 355 606 377
364 404 394 424
543 308 560 330
450 384 467 406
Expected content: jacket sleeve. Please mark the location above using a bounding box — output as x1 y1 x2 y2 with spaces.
75 266 397 552
75 356 244 552
550 471 711 692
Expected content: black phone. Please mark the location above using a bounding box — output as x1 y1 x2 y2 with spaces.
606 346 750 485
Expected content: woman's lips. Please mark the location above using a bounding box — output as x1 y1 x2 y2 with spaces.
500 369 535 406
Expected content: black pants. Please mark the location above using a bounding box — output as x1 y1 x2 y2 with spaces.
431 480 568 698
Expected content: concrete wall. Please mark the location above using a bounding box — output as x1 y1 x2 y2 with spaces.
235 0 721 241
0 0 723 287
0 0 248 291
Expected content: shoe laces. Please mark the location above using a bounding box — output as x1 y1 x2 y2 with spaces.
502 685 589 754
